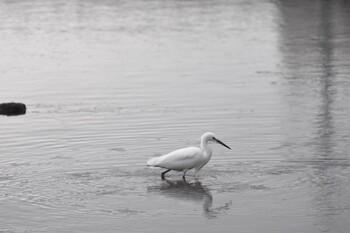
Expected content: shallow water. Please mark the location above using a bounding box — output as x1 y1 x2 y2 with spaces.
1 0 350 232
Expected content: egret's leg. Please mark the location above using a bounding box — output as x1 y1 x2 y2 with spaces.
182 170 188 180
161 169 171 179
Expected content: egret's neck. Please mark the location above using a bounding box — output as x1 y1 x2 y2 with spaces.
200 139 212 158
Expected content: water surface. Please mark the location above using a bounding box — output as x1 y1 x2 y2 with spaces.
1 0 350 232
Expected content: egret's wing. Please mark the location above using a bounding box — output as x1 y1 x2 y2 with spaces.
149 147 202 170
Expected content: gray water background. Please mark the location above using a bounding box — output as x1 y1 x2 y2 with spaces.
1 0 350 232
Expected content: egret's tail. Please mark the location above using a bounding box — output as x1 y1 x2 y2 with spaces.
147 157 159 166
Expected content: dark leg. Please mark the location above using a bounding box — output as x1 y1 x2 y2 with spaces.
182 170 188 180
161 169 171 179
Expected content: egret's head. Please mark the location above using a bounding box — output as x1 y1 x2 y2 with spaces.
201 132 231 150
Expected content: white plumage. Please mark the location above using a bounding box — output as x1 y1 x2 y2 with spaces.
147 132 231 179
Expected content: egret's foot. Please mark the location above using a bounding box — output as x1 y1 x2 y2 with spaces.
161 169 171 179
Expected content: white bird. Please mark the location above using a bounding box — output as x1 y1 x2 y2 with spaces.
147 132 231 179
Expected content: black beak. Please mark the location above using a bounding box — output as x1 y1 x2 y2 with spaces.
213 137 231 150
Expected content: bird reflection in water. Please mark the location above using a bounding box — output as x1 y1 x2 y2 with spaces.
147 178 231 218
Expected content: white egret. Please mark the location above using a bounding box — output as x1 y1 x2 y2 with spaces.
147 132 231 179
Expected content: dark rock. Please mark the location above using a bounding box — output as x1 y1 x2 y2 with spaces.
0 102 26 116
